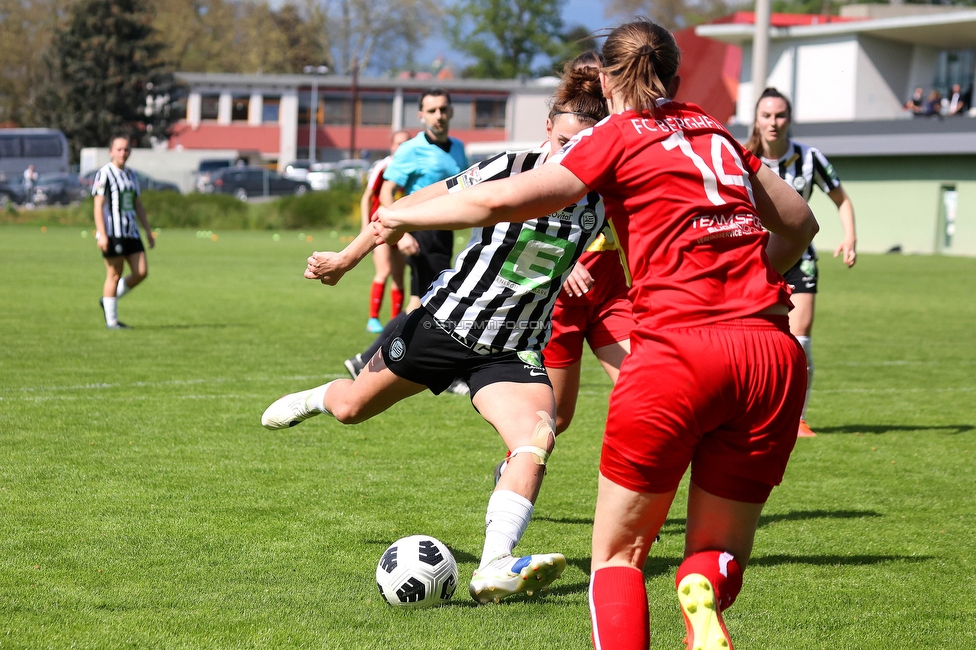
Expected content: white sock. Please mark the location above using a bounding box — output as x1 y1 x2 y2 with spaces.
480 489 534 568
309 380 336 416
116 277 130 298
796 335 813 419
102 296 118 326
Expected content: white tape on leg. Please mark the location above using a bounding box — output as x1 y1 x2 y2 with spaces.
509 411 556 467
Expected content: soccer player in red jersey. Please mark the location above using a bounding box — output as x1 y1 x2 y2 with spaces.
359 129 411 333
374 20 819 649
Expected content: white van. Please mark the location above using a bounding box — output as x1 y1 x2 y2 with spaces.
0 129 70 182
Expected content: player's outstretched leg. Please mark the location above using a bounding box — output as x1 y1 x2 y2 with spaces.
263 355 427 429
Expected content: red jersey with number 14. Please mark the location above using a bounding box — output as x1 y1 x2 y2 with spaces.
553 101 791 331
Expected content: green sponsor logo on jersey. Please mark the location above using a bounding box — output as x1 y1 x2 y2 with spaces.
121 190 135 212
499 229 574 295
518 351 543 367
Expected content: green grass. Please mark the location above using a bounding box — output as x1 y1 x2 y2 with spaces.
1 224 974 649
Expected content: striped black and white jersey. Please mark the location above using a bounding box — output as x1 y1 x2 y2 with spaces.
422 147 606 353
760 140 840 202
761 140 840 260
92 163 142 239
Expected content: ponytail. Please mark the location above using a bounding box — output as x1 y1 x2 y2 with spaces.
601 19 680 116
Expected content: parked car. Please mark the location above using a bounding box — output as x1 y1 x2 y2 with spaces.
212 166 310 201
0 180 25 207
304 162 338 191
33 173 86 205
283 159 313 182
193 158 235 193
131 170 180 193
79 169 181 194
334 158 370 184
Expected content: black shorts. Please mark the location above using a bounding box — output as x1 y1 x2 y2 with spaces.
783 245 818 294
381 308 551 397
407 230 454 297
102 236 145 259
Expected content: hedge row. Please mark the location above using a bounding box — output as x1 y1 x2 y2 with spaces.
0 186 362 231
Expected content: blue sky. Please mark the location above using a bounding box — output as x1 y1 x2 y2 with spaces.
415 0 615 68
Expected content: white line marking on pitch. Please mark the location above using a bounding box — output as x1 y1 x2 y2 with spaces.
0 373 346 395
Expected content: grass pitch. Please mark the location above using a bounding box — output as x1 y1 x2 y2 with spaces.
1 225 974 649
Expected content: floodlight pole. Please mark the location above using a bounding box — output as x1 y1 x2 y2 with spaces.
752 0 772 111
350 55 359 159
303 65 330 162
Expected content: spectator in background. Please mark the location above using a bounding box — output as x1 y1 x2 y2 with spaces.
23 164 37 207
904 87 924 114
947 84 969 116
922 89 943 117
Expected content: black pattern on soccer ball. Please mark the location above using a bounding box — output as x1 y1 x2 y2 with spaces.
396 577 426 603
379 545 398 572
418 539 444 566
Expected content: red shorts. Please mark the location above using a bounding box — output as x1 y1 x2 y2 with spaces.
545 251 634 369
601 316 806 503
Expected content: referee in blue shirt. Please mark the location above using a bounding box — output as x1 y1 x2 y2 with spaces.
379 89 468 314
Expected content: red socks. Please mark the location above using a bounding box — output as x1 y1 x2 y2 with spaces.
389 287 403 318
369 282 384 319
589 566 649 650
675 550 742 611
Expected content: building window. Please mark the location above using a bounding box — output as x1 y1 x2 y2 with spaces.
450 100 473 130
263 97 280 123
475 98 506 129
324 95 352 125
23 135 62 157
232 95 249 121
360 97 393 126
200 94 220 120
934 49 975 96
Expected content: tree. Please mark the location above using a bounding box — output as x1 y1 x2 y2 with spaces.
446 0 567 79
36 0 177 160
150 0 330 74
604 0 741 30
0 0 71 126
324 0 441 75
542 25 602 77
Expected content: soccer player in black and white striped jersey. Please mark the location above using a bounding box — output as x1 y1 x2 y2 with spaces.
262 58 609 604
93 133 155 329
747 88 857 437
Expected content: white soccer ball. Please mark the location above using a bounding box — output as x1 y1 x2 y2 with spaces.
376 535 458 608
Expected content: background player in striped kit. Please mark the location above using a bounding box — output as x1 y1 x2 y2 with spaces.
92 133 155 329
359 129 411 333
262 58 609 604
746 87 858 438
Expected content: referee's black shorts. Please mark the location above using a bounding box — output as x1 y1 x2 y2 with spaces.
101 236 145 259
407 230 454 297
380 308 551 398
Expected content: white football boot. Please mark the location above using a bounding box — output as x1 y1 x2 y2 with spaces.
261 389 321 430
468 553 566 604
